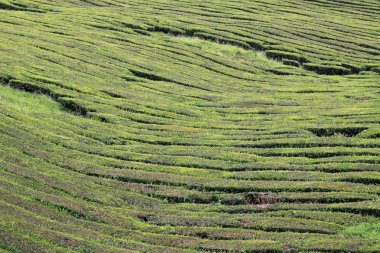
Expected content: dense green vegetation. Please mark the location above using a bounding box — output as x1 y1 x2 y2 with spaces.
0 0 379 252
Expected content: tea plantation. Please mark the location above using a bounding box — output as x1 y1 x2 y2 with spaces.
0 0 380 252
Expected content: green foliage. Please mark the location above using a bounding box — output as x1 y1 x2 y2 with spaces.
0 0 379 252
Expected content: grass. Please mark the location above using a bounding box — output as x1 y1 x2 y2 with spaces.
171 36 304 75
0 0 379 252
0 85 63 117
172 36 283 68
342 222 380 244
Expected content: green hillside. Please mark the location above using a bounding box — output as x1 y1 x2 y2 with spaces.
0 0 380 252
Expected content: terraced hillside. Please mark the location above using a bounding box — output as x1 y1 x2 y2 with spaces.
0 0 380 252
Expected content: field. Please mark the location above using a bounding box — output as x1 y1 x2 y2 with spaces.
0 0 380 252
